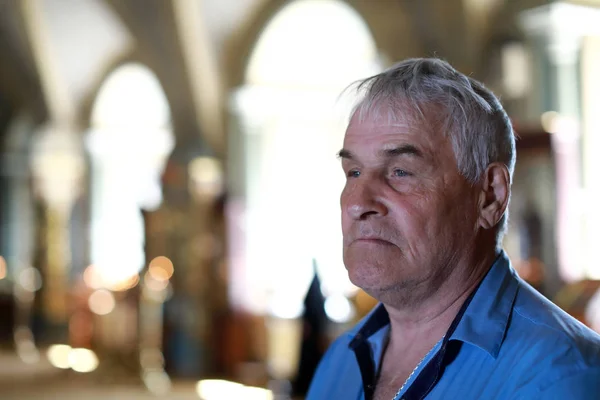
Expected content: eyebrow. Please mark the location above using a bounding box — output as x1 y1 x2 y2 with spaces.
337 149 354 159
380 144 423 158
337 144 423 160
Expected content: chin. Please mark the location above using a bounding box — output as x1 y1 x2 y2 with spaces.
346 260 420 300
346 263 396 293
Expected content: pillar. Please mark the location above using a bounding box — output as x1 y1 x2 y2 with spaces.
520 2 600 284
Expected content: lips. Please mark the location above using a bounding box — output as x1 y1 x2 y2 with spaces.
352 236 393 245
344 227 395 246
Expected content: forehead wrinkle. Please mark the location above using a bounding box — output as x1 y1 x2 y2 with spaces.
345 121 436 158
351 99 443 140
344 107 448 168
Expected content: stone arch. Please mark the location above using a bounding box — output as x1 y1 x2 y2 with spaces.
227 0 385 321
222 0 416 90
81 50 168 129
86 62 174 285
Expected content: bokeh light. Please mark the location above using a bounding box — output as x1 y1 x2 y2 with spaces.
188 157 223 198
196 380 244 400
18 267 42 292
47 345 99 373
148 256 174 281
541 111 559 133
68 348 99 373
144 271 169 292
83 265 103 289
83 264 140 291
324 294 355 323
88 289 116 315
142 370 171 395
111 273 140 291
196 380 273 400
47 344 72 369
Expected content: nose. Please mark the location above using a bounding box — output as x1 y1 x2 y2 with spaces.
342 180 388 220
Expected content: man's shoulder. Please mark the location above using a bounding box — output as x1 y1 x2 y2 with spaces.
509 280 600 367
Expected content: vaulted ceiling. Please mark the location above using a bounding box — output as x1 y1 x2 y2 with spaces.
0 0 592 148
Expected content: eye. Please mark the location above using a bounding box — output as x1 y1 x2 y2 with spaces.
392 169 410 177
347 169 361 178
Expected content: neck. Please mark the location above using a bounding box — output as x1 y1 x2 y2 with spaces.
384 248 498 349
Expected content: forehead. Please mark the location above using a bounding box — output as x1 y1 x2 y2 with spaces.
344 104 441 148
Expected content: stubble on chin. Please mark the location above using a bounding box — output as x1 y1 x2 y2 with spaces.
359 277 428 309
346 258 453 310
344 257 415 305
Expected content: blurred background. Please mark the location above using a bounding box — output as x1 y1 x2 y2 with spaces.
0 0 599 398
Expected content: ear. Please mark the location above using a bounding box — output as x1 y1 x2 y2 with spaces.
478 162 510 230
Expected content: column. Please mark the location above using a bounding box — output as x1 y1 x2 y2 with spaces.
581 35 600 279
520 2 600 283
30 123 85 342
0 115 38 363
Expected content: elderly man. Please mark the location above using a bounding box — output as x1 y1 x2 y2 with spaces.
307 58 600 400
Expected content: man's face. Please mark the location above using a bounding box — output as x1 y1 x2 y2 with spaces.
340 106 481 302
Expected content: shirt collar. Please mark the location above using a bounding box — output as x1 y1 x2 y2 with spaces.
348 303 389 349
450 250 519 358
347 250 520 359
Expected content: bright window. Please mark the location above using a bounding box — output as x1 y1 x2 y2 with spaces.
86 63 174 286
232 0 381 317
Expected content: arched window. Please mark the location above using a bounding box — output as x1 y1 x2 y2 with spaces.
231 0 381 320
86 63 174 287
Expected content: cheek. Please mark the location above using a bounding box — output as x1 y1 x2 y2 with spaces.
340 181 354 206
442 185 479 223
420 189 479 242
340 183 359 227
389 193 433 229
388 192 460 248
341 215 351 237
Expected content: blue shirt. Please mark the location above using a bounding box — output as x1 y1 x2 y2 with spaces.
307 251 600 399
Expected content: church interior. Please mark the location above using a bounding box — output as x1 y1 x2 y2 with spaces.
0 0 600 398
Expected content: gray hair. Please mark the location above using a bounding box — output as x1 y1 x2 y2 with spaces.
350 58 516 241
